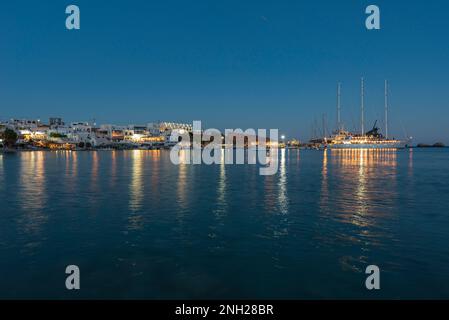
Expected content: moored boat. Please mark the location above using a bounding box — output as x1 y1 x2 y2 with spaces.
327 123 406 149
320 79 410 150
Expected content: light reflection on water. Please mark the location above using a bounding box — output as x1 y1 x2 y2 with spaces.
328 149 397 227
64 151 78 196
271 149 289 240
128 150 144 230
278 148 288 215
91 151 99 190
17 152 48 236
319 149 399 273
206 151 228 250
176 150 189 213
110 150 117 188
0 154 3 192
215 149 227 218
1 149 449 299
320 149 329 206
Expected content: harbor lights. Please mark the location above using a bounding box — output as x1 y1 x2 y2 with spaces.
281 135 286 148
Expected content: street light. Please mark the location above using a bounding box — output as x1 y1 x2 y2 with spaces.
281 135 286 148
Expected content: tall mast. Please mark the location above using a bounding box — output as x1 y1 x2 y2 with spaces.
385 80 388 139
337 82 341 131
361 77 365 135
322 113 326 138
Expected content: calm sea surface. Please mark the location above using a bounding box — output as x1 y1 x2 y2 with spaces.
1 149 449 299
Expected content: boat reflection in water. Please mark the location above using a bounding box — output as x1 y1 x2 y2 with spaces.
0 154 3 193
319 148 398 273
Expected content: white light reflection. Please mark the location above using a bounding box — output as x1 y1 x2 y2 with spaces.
216 148 227 217
278 148 288 215
18 152 48 235
176 149 190 215
128 150 144 230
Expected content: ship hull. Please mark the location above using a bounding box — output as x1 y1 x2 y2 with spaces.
328 142 406 149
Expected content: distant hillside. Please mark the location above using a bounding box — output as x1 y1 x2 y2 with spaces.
416 142 446 148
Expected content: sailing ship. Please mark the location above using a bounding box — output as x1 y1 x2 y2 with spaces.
326 78 408 149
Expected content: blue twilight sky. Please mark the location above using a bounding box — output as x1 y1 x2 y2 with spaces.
0 0 448 143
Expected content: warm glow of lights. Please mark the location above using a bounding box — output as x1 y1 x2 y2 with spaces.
131 134 144 141
141 136 165 142
18 152 48 235
129 150 144 214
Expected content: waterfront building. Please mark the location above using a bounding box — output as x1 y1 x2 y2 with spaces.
70 122 92 133
2 118 284 150
48 125 71 136
49 118 64 127
158 122 193 133
66 122 94 145
8 119 41 130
